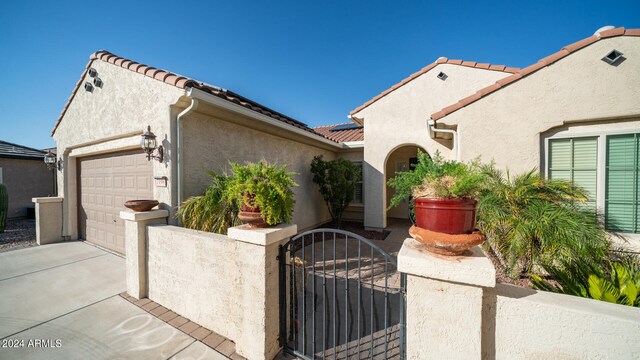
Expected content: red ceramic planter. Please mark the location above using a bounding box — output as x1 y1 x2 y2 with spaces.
414 197 477 234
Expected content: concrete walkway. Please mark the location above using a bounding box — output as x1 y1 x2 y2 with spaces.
0 242 228 360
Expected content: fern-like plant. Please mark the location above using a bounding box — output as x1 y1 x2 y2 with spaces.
226 160 298 225
387 150 485 210
177 171 241 234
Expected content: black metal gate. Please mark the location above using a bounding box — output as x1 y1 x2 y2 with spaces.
279 229 406 359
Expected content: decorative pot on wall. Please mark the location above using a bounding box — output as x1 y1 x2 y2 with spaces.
124 199 159 212
237 194 267 228
410 197 483 256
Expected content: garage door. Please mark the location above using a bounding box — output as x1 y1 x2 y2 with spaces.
78 150 153 255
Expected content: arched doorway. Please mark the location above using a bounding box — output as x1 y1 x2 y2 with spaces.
384 144 427 222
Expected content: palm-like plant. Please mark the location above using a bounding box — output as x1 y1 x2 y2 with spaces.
477 165 609 279
178 172 241 234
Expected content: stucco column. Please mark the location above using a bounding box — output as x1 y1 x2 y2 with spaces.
120 209 169 299
227 224 297 360
32 197 64 245
398 238 496 360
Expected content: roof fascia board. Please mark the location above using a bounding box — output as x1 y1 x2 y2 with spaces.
186 87 345 150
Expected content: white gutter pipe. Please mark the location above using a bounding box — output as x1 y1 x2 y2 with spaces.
427 119 459 161
176 97 199 208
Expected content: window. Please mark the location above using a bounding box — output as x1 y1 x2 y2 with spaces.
548 137 598 208
606 133 640 233
353 161 363 204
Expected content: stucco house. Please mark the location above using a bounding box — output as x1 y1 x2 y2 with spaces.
0 140 55 219
349 26 640 238
50 26 638 255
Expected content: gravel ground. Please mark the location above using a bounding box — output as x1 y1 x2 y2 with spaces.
0 219 37 253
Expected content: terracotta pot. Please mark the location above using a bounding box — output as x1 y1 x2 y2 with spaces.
238 194 267 228
124 199 159 212
409 225 484 256
414 197 477 234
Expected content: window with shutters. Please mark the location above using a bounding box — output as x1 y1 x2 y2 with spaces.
353 161 363 204
606 133 640 233
548 137 598 208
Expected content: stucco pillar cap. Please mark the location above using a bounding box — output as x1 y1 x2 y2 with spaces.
227 223 297 246
398 238 496 288
33 197 63 204
120 209 169 222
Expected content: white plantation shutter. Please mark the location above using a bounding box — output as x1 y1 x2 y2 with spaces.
606 134 640 233
549 137 598 208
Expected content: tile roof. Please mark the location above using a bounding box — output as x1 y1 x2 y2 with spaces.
350 58 519 116
0 140 47 160
51 51 331 142
431 27 640 121
313 123 364 143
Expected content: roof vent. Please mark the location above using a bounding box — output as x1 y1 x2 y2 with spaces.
437 72 448 80
594 25 615 38
93 77 103 88
88 68 98 77
84 82 94 92
602 49 624 65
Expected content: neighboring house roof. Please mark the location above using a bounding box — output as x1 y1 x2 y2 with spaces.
0 140 46 160
313 123 364 142
51 50 331 142
350 58 520 116
431 27 640 121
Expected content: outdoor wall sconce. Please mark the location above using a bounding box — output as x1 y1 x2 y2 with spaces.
44 150 61 171
88 68 98 77
141 125 163 162
93 77 103 88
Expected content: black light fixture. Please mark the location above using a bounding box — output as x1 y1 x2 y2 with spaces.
141 125 163 162
44 150 58 170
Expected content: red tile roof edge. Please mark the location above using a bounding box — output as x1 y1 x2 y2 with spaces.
312 123 364 142
51 51 334 143
349 58 520 116
430 27 639 121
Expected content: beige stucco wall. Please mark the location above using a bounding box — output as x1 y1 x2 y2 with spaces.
0 158 55 219
353 64 511 229
439 36 640 174
53 59 185 238
182 110 337 231
146 225 283 360
483 283 640 359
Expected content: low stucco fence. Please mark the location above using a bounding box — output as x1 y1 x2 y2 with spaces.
398 238 640 359
121 209 640 360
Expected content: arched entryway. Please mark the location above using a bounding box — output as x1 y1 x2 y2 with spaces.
384 144 427 222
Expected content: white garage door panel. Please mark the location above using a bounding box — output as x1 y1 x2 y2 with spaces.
78 150 153 255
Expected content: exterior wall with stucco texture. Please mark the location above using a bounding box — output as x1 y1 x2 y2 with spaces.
385 146 424 219
52 59 183 238
146 225 281 360
353 64 511 229
0 158 55 219
182 111 336 231
439 36 640 174
482 283 640 359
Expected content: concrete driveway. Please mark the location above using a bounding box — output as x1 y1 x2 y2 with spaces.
0 242 227 360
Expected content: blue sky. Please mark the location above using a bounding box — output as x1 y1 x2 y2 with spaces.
0 0 638 149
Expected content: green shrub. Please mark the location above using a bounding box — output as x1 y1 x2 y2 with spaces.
177 172 240 234
387 151 485 210
477 165 610 279
310 155 361 228
226 160 298 225
532 255 640 307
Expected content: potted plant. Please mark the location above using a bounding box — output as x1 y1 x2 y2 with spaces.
226 160 298 227
387 151 486 255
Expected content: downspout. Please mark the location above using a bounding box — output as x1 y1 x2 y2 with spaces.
427 119 459 161
176 93 199 212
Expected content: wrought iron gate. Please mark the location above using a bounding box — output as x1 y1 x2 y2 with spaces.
279 229 406 359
